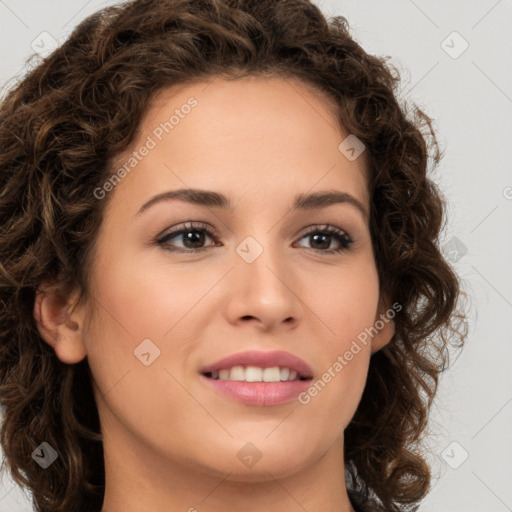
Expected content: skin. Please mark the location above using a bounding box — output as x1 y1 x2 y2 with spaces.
34 76 394 512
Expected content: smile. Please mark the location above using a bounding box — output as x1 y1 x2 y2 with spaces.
203 365 309 382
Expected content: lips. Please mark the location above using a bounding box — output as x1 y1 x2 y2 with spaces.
199 350 314 379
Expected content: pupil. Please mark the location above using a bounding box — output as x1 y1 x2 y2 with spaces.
312 234 330 250
184 230 204 248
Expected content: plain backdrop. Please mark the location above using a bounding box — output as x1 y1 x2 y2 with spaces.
0 1 511 511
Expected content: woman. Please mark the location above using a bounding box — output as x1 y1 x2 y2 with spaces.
0 0 467 511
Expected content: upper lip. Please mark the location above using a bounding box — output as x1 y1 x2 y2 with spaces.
200 350 314 378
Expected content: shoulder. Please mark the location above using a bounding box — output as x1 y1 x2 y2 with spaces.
348 489 422 512
348 490 387 512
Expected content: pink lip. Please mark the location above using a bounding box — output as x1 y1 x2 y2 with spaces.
199 350 314 378
198 350 314 407
200 376 311 406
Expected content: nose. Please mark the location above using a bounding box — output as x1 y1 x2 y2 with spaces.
223 238 301 332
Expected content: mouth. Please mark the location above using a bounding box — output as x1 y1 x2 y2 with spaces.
198 350 314 406
202 366 312 382
199 349 314 381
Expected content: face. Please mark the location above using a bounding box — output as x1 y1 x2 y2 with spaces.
39 76 393 481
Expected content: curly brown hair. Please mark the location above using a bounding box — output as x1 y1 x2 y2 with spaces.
0 0 467 511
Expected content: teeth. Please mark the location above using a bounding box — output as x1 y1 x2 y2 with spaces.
219 369 230 380
209 365 303 382
262 367 280 382
230 366 245 381
245 366 263 382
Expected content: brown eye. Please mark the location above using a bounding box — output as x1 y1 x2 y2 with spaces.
157 222 218 253
295 225 353 254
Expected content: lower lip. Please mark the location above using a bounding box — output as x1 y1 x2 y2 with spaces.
199 374 312 406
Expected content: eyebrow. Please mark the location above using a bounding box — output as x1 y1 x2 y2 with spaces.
136 188 368 220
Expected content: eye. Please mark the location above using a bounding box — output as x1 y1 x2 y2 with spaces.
294 224 353 254
156 222 218 253
156 222 353 254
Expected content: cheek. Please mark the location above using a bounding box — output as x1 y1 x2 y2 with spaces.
80 255 175 389
311 257 380 349
81 244 223 397
80 253 205 441
85 247 207 339
298 258 379 420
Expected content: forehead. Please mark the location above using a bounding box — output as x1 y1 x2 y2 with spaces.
105 76 369 216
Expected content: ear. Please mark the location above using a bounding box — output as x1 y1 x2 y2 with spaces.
33 280 88 364
370 298 397 354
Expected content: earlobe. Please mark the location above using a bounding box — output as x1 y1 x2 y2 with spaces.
370 301 396 354
33 280 88 364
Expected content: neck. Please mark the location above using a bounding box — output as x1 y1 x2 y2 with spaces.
99 418 355 512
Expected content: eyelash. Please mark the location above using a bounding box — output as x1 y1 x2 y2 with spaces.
156 221 354 255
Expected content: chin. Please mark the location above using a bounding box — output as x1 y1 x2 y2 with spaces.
192 441 316 482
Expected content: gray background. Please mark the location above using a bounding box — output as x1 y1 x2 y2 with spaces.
1 0 511 511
